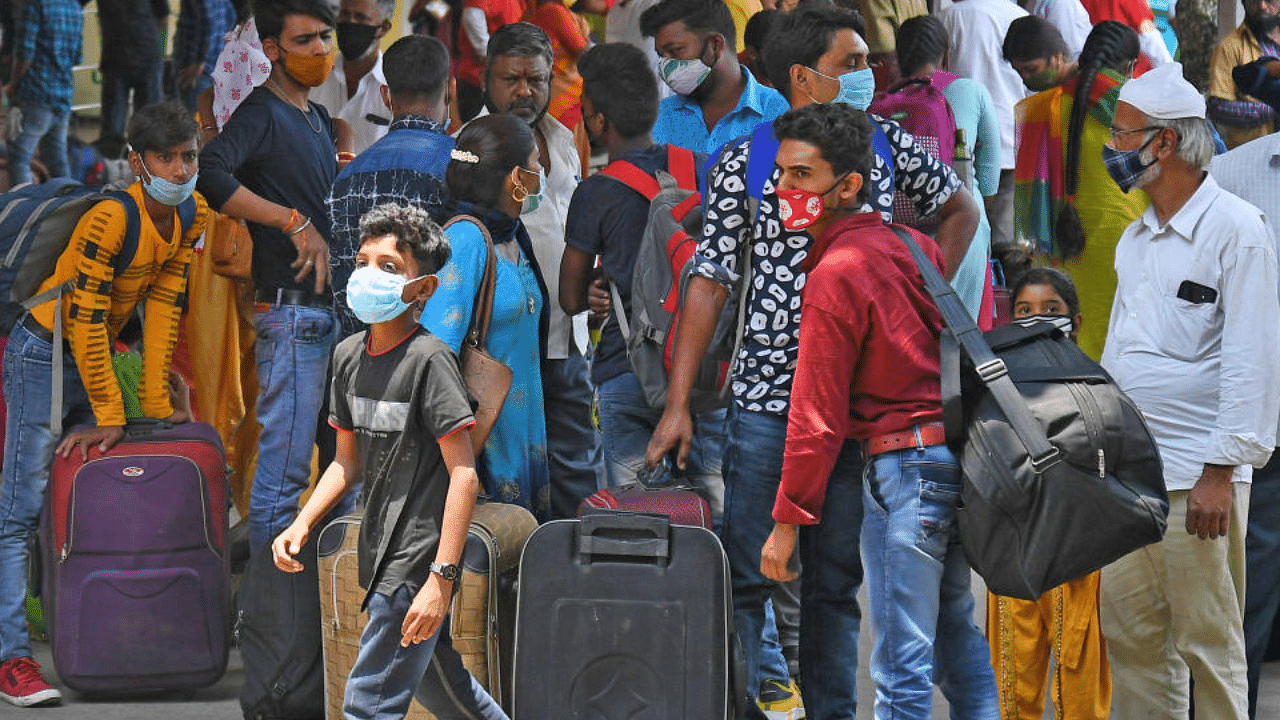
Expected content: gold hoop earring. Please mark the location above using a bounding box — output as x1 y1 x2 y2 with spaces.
512 183 529 203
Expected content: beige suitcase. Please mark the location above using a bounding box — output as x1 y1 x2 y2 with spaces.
316 501 537 719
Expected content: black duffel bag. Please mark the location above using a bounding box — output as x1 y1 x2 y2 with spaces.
892 227 1168 600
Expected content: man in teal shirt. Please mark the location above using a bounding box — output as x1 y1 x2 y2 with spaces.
641 0 789 154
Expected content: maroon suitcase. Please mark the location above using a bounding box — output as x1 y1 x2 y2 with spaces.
40 420 230 693
579 483 713 529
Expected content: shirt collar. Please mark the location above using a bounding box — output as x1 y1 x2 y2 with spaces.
1141 172 1221 242
388 114 447 134
807 211 886 269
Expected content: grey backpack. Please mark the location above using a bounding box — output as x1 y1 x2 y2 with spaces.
600 145 748 413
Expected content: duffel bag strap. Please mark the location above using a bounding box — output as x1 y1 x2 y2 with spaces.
889 226 1061 473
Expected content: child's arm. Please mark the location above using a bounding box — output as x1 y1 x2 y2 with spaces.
400 428 480 647
272 427 359 572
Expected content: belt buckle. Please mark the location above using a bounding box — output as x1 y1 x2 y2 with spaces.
912 424 925 452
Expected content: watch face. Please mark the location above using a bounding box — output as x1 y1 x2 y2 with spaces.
434 562 461 581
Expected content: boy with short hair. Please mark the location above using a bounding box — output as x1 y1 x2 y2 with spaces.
0 101 210 708
271 203 508 720
558 42 724 514
759 102 997 720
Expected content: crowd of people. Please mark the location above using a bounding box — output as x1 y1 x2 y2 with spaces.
1 0 1280 719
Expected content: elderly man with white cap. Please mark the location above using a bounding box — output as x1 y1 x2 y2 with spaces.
1099 61 1280 720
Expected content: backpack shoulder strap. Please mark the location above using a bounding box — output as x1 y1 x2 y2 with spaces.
666 145 698 192
176 195 198 237
599 159 662 201
745 121 778 222
103 190 143 277
870 118 895 190
888 224 1061 473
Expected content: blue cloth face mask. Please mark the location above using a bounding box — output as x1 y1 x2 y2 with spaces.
1102 132 1159 193
807 66 876 110
139 159 198 206
346 265 425 324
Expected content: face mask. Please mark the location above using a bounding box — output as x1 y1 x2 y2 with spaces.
346 265 425 324
336 22 380 60
280 45 336 87
657 40 715 96
1024 66 1060 92
1014 313 1074 335
138 158 198 206
808 66 876 110
1102 132 1158 193
776 174 849 231
517 166 545 214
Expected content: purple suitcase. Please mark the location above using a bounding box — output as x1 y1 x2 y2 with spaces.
39 420 230 693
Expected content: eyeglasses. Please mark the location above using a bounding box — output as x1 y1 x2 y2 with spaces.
1108 125 1161 142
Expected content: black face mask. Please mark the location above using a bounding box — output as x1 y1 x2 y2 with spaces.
1245 12 1280 42
336 22 380 60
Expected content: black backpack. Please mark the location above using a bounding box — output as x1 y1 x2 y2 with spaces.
892 226 1169 600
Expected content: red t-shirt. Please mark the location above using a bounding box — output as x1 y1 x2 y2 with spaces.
774 211 947 525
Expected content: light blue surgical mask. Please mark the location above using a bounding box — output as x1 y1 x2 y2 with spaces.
346 265 426 325
139 158 198 206
518 166 545 215
807 66 876 110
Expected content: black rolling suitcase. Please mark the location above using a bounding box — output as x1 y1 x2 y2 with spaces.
513 512 745 719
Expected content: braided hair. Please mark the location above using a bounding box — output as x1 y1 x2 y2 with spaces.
895 15 949 78
1057 20 1139 258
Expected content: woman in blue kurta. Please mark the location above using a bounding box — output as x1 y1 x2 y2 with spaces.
420 114 551 518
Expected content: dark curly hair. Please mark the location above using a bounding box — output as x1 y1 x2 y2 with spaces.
358 203 452 276
773 102 872 206
579 43 660 138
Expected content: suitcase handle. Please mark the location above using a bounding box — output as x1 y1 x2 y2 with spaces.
577 512 671 564
124 418 176 437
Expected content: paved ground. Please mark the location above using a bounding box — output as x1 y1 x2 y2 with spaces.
16 573 1280 718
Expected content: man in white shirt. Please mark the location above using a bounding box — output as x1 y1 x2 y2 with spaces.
1023 0 1092 58
1100 62 1280 720
312 0 392 154
477 23 604 518
1209 94 1280 719
939 0 1027 256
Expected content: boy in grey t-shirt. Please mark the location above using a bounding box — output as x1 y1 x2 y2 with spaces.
271 204 508 720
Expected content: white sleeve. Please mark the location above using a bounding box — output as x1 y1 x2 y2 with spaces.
461 7 490 57
1138 26 1173 67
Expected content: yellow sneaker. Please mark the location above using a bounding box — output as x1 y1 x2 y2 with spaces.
757 678 805 720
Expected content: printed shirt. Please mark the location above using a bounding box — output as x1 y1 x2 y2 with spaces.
694 116 960 416
1101 174 1280 491
652 68 791 155
15 0 83 113
329 327 475 606
775 212 946 525
327 115 454 337
29 183 211 427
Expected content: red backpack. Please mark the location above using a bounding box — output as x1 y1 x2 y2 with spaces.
869 70 960 231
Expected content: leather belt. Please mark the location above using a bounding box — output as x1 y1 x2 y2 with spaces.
253 287 332 311
21 313 71 351
863 421 947 458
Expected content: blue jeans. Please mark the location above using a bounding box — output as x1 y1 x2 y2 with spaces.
0 322 93 662
722 406 863 718
861 444 997 720
180 73 215 113
8 103 70 185
1245 451 1280 719
250 304 337 552
344 586 509 720
100 66 163 145
596 370 725 519
542 348 604 520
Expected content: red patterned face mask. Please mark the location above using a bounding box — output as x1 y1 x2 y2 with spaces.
776 173 849 231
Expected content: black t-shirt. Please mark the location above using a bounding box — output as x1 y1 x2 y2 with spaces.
329 327 475 605
197 86 337 294
564 145 705 385
97 0 167 73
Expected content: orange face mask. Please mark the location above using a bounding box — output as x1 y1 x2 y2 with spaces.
280 46 335 87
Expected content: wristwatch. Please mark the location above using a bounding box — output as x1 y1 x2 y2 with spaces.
430 561 461 582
